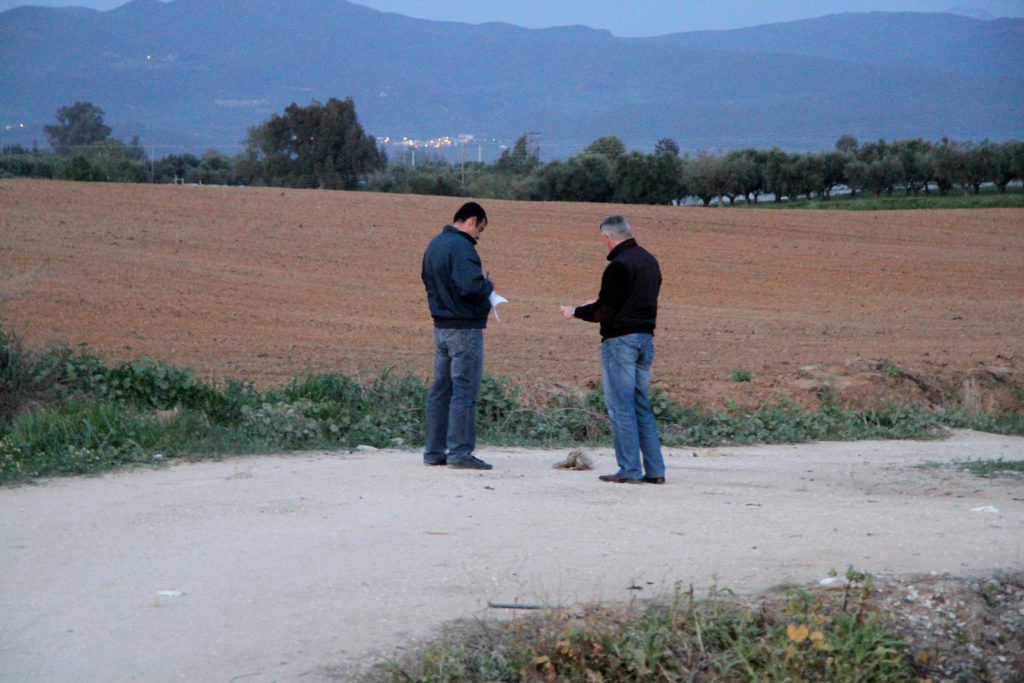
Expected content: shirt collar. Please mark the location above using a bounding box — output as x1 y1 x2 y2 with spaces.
445 224 477 245
607 237 637 261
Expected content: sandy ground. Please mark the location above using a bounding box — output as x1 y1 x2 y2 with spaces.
2 430 1022 682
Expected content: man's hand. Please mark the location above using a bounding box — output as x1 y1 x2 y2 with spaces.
559 305 576 320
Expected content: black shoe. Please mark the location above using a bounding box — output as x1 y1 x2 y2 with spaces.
448 455 493 470
598 473 642 484
642 476 666 484
423 459 447 466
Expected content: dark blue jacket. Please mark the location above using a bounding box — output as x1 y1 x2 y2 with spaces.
422 225 494 329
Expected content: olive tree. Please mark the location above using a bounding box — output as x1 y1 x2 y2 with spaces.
763 148 801 202
993 139 1024 193
722 149 763 204
964 140 997 194
613 151 683 205
931 139 970 196
683 151 727 206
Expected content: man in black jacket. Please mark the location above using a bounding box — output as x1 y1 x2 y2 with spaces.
561 215 666 484
421 202 494 470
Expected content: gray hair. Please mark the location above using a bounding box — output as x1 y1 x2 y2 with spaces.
599 215 632 240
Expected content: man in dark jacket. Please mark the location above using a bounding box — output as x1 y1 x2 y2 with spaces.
421 201 495 470
561 215 666 484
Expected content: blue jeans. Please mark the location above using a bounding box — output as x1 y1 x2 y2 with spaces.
424 328 484 463
601 333 665 479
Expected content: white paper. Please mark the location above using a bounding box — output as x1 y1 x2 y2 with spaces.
489 291 509 321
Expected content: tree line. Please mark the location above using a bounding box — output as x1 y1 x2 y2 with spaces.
3 100 1023 204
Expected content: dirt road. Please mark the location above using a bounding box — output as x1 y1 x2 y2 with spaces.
2 430 1022 681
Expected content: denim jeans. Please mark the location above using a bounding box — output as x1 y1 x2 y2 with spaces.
424 328 484 462
600 333 665 479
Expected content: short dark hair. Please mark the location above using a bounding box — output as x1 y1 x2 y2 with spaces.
453 201 487 227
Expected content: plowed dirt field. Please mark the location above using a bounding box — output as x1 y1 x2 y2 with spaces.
2 178 1023 410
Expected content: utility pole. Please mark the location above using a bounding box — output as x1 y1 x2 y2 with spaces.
526 131 542 160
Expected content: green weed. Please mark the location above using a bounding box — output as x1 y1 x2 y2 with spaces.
0 327 65 423
730 367 753 382
882 361 903 377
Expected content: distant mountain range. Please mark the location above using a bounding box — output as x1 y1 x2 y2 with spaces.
1 0 1022 160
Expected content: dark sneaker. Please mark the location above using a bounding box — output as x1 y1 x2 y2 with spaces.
598 473 642 484
423 458 447 466
448 455 493 470
642 476 666 484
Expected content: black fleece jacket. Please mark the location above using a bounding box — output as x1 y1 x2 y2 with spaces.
573 238 661 340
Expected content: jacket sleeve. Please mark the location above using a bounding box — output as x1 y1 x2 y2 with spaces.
574 261 629 322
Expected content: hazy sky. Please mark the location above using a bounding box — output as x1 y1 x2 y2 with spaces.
1 0 1022 34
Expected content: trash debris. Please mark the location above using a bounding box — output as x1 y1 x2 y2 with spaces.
488 601 556 610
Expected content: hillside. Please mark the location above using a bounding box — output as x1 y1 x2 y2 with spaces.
0 1 1021 156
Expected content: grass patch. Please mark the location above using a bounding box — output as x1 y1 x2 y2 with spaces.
353 570 1024 682
359 569 923 682
1 328 1021 484
748 188 1024 210
942 408 1024 436
660 395 950 447
959 459 1024 478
